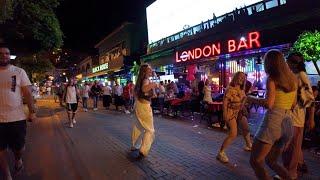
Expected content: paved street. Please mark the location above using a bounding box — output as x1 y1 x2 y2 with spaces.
13 98 320 180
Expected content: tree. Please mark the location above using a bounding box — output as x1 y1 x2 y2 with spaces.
292 30 320 75
0 0 63 51
14 52 55 83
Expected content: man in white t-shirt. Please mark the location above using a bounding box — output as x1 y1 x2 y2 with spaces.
102 84 112 109
113 82 123 111
81 82 90 111
0 45 37 180
63 78 80 128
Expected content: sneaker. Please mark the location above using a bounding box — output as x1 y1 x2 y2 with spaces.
72 118 76 124
125 110 130 114
93 108 98 111
13 159 24 176
216 151 229 163
212 123 221 128
243 145 252 152
84 108 88 112
223 125 228 130
273 175 281 180
69 123 73 128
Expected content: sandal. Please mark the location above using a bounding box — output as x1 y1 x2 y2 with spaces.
13 161 24 176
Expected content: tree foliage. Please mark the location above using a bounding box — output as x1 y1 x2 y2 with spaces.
292 30 320 61
14 52 55 82
0 0 63 50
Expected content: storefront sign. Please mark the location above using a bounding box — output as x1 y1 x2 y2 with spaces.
175 31 261 63
92 63 109 73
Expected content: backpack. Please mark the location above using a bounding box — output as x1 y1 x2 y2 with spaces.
297 73 314 108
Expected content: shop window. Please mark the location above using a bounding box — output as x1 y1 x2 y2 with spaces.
255 3 265 12
280 0 287 5
266 0 278 9
246 7 253 15
193 25 201 35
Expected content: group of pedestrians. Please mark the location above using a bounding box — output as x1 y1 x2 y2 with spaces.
0 43 318 179
128 50 317 180
215 50 316 180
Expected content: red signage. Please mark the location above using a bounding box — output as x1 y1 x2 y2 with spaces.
175 31 261 63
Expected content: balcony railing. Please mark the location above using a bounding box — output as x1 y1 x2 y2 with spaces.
148 0 287 51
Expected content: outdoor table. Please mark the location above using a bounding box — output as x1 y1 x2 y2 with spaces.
204 102 224 129
167 97 191 117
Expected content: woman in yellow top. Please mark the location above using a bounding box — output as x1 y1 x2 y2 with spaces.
216 72 252 163
248 50 297 180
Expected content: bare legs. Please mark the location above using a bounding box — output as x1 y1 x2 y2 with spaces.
219 118 238 152
0 148 24 180
0 150 11 180
250 140 292 180
238 116 252 148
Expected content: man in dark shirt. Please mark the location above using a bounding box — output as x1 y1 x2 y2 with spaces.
91 81 101 111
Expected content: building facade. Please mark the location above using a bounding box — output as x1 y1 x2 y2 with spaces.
142 0 320 91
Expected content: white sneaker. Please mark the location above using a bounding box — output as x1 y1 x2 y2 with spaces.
93 108 98 111
69 123 74 128
125 110 130 114
212 123 221 128
72 118 76 124
84 108 88 112
243 145 252 152
216 151 229 163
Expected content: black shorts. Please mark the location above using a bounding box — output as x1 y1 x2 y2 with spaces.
0 120 27 151
66 103 78 112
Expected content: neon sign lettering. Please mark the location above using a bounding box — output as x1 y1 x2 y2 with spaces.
176 31 261 63
92 63 109 73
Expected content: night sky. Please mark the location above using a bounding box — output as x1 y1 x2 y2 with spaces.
56 0 154 53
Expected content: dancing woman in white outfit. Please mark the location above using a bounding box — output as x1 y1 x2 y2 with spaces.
131 64 158 160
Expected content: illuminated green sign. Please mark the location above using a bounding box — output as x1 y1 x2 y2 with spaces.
92 63 109 73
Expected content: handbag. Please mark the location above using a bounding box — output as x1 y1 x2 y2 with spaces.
297 75 314 108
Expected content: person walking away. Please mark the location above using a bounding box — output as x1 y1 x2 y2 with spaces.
158 81 166 113
56 83 65 107
102 84 112 110
128 81 135 111
216 72 248 163
63 78 80 128
0 45 37 180
81 81 90 111
282 52 315 178
248 50 297 179
91 81 101 111
130 64 157 160
203 79 213 104
113 82 123 111
123 81 132 114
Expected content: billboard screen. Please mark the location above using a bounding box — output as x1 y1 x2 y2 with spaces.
146 0 261 44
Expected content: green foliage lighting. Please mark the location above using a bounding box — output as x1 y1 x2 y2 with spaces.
292 30 320 61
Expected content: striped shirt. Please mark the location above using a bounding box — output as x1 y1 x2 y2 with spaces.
0 65 31 123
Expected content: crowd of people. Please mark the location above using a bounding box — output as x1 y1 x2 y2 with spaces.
127 49 320 180
1 43 320 179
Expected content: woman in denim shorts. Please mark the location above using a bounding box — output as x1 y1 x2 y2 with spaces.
248 50 298 179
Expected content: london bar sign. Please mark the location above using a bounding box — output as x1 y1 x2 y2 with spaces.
92 63 109 73
175 31 261 63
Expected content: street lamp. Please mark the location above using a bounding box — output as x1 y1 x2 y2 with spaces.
62 72 66 75
10 55 17 60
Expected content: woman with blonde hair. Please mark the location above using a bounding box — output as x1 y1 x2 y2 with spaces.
249 50 297 179
130 64 158 160
216 71 252 163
